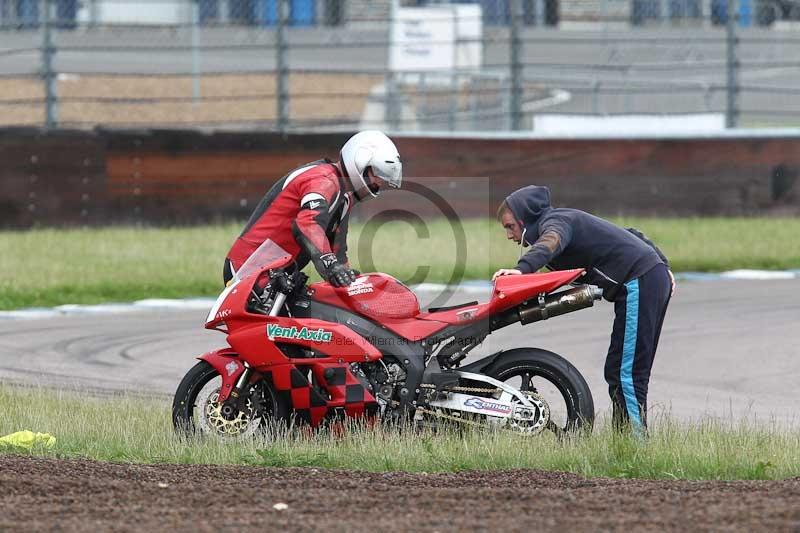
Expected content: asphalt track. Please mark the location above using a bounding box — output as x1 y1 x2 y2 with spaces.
1 277 798 426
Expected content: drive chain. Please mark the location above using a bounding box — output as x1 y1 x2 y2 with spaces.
415 406 544 436
420 384 501 395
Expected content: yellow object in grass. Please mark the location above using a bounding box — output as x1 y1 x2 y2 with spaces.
0 431 56 450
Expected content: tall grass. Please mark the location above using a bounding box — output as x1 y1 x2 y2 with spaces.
1 218 799 310
1 385 798 480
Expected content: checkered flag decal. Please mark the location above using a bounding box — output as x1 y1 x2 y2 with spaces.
271 364 379 426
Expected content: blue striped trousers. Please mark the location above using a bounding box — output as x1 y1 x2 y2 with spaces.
605 263 671 433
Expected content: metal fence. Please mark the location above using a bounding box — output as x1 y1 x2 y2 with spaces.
1 0 800 132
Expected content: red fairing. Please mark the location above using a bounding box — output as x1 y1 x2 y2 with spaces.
310 274 452 340
198 348 245 403
491 269 584 309
311 270 584 334
380 317 449 341
227 316 383 369
416 269 584 326
310 273 421 319
205 248 293 331
416 303 491 326
271 363 379 426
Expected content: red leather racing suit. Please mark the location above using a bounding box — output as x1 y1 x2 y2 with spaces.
224 159 352 284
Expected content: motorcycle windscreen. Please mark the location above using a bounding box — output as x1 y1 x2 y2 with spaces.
233 239 293 282
205 239 292 326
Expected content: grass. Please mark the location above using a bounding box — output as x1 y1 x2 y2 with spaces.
1 385 798 480
1 217 799 310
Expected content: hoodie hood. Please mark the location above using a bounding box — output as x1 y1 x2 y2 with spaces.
505 185 552 226
505 185 552 246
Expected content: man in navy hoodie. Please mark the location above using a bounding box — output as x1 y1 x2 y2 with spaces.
494 185 674 434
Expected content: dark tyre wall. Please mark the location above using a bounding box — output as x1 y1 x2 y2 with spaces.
1 127 798 228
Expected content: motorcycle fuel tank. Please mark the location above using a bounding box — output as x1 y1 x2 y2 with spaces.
309 273 421 320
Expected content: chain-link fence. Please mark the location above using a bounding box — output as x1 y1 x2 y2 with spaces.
1 0 799 132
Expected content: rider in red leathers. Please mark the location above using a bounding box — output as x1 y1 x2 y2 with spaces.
224 131 403 287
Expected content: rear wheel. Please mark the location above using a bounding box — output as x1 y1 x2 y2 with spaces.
483 348 594 435
172 360 289 438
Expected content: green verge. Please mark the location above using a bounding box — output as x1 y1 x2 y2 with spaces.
1 386 798 480
1 218 799 310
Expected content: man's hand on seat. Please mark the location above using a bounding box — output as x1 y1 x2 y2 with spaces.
492 268 522 281
318 253 358 287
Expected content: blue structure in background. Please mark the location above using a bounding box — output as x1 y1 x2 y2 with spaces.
260 0 277 24
56 0 77 27
667 0 701 19
428 0 511 25
200 0 314 26
632 0 705 24
711 0 756 25
199 0 220 23
12 0 77 28
416 0 557 26
15 0 38 27
739 0 753 25
484 0 510 24
289 0 314 25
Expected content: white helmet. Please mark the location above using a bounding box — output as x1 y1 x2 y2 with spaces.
340 130 402 202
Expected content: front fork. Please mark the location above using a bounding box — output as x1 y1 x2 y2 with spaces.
220 364 254 418
219 288 287 414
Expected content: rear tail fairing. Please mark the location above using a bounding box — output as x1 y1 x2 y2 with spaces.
425 282 602 369
491 269 584 309
416 269 585 326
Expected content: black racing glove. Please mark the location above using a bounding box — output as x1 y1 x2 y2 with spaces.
318 253 358 287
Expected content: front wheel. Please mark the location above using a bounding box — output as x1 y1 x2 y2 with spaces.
483 348 595 435
172 360 288 438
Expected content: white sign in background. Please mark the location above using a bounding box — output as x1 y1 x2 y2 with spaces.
389 7 455 73
77 1 188 24
389 4 483 74
533 113 726 135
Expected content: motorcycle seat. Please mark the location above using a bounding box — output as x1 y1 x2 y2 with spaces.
416 301 489 325
426 301 478 313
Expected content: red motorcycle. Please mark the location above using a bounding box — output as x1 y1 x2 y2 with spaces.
173 240 602 438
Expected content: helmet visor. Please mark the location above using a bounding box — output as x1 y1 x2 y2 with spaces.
371 159 402 190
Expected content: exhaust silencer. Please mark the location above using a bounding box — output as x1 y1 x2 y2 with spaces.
518 285 603 325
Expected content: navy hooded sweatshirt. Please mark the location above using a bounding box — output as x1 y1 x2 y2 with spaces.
505 185 668 301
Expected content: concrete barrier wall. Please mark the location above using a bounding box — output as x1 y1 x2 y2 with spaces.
1 128 798 228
